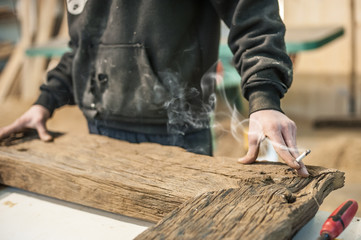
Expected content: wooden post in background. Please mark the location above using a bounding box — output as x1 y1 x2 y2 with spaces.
45 3 69 80
22 0 58 101
0 0 66 103
0 0 32 101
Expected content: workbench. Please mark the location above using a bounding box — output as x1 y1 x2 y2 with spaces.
1 186 360 240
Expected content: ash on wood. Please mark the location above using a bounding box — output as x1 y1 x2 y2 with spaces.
0 132 344 239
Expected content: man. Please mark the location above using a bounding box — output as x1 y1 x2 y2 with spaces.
0 0 309 176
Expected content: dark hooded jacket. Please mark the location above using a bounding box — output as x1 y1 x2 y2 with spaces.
35 0 292 134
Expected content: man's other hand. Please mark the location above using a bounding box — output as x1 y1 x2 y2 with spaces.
0 105 52 142
238 109 309 177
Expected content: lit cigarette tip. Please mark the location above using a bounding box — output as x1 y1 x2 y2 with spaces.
296 149 311 162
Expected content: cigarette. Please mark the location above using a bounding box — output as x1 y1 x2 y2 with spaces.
296 149 311 162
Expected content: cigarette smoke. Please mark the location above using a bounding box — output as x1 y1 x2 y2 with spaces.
161 66 217 137
160 61 275 159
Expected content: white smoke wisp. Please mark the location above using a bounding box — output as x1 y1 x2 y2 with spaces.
161 66 219 137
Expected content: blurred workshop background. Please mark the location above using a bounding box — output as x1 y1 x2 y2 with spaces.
0 0 360 218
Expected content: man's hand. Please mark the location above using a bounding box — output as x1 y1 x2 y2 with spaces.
238 109 309 177
0 105 52 142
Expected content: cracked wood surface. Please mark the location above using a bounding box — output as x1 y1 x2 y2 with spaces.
0 132 344 239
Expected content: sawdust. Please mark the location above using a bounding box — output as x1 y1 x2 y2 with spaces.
3 200 17 208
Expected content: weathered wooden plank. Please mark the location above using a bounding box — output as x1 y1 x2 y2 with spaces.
0 131 344 239
137 168 340 239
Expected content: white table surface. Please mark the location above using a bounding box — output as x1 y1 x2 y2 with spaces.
0 187 153 240
1 186 360 240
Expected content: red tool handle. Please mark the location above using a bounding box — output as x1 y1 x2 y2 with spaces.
319 199 358 240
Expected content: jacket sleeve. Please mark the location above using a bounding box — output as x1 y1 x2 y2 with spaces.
34 43 75 117
210 0 293 114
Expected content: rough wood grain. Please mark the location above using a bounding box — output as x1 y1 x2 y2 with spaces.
137 170 338 239
0 132 344 239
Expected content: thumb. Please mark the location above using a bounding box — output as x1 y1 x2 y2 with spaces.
36 123 53 142
238 136 262 164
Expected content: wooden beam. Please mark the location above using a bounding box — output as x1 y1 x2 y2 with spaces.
22 0 58 101
0 132 344 239
137 170 338 239
0 42 14 59
0 0 32 102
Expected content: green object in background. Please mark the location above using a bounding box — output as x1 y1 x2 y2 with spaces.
285 26 344 54
25 46 71 58
25 39 71 58
0 3 20 71
218 44 241 88
218 44 243 112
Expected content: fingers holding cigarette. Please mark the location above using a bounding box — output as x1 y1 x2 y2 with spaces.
295 150 310 177
296 149 311 162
